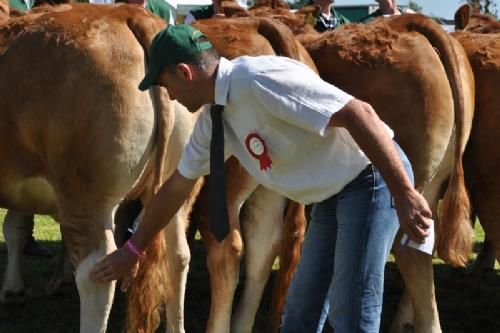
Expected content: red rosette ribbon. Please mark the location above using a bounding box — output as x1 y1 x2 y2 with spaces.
245 133 273 171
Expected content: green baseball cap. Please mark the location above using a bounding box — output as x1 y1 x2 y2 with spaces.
139 24 213 91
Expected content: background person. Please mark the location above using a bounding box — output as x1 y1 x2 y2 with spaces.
308 0 350 32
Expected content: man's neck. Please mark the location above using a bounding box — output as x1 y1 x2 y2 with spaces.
206 61 220 105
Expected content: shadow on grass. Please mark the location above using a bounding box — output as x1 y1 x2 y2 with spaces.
1 239 499 333
381 261 500 333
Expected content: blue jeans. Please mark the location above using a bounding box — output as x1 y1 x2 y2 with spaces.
281 142 413 333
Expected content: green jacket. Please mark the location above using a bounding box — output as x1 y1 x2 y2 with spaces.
146 0 171 23
9 0 34 11
189 4 214 20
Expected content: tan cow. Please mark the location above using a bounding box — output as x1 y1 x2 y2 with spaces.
0 4 205 333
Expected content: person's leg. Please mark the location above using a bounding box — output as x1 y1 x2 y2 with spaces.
327 143 413 332
281 197 338 333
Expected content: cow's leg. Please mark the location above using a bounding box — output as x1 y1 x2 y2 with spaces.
470 211 497 275
392 239 438 333
473 195 500 268
231 186 286 333
471 238 497 274
390 288 415 333
60 208 117 333
392 181 443 333
203 227 244 333
163 208 191 333
1 210 33 302
200 160 259 333
46 233 74 295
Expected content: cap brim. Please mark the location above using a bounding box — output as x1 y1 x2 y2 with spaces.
138 67 160 91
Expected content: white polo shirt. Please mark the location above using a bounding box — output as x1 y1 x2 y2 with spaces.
178 56 394 204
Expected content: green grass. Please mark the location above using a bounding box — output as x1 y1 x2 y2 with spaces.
0 210 59 243
1 209 499 332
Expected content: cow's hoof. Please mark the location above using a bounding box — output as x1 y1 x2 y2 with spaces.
0 289 26 304
45 278 75 296
390 321 415 333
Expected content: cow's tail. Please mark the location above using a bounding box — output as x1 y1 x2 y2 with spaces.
389 14 473 266
255 16 301 60
270 201 306 333
124 12 171 333
126 11 170 200
126 232 168 333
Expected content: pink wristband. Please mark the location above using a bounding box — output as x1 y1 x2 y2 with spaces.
124 239 145 259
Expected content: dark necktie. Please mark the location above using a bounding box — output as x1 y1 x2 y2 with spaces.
209 104 230 242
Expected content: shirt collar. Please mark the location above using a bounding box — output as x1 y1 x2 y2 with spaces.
214 57 233 106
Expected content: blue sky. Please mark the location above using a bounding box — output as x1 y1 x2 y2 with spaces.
335 0 500 19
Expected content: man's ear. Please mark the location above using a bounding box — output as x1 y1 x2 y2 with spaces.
176 63 194 81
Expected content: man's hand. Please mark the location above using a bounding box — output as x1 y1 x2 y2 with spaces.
90 247 139 292
394 189 433 243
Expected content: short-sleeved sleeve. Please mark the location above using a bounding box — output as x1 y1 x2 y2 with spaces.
178 111 212 179
251 62 353 136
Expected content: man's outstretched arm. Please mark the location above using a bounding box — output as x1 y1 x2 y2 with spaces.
90 170 197 288
329 98 433 243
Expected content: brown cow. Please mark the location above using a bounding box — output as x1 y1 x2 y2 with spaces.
175 17 314 333
455 4 500 33
453 28 500 272
453 5 500 273
298 15 474 333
